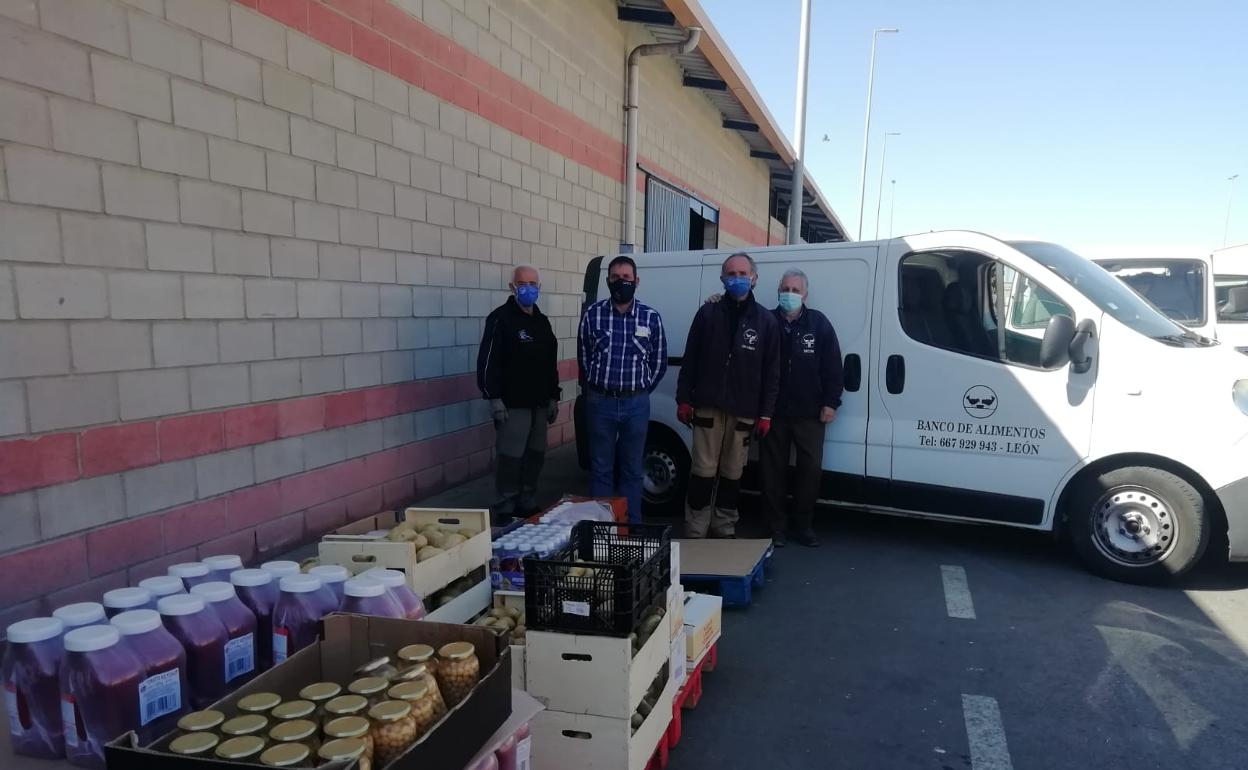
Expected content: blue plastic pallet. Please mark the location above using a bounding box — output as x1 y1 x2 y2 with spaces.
681 544 773 607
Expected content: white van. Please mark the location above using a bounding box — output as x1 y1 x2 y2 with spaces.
1094 243 1248 351
575 231 1248 583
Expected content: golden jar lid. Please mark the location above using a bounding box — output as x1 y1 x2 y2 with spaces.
325 694 369 716
271 699 316 720
348 676 388 697
368 700 412 723
260 743 310 767
221 714 268 736
355 656 395 677
387 681 429 702
396 643 434 663
269 719 317 743
323 715 369 739
299 681 342 702
168 732 220 756
439 641 475 660
319 737 367 762
177 709 225 732
215 735 266 760
393 663 430 683
237 692 282 713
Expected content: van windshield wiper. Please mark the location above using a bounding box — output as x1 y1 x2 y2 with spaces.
1153 333 1213 347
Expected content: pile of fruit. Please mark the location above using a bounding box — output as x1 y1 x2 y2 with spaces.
385 520 479 561
628 604 666 657
472 606 527 646
630 665 670 735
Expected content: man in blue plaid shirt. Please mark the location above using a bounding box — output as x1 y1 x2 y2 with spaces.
578 256 668 522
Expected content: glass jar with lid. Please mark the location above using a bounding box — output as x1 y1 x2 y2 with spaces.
260 742 312 767
323 716 373 764
298 681 341 719
215 735 266 762
354 655 399 682
348 676 390 706
368 700 417 766
269 718 320 754
237 692 282 716
393 663 445 718
324 694 370 721
220 713 269 739
319 737 371 770
168 732 220 758
435 642 480 707
177 709 224 735
270 700 316 723
386 681 439 737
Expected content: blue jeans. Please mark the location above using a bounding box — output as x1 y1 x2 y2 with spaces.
586 391 650 523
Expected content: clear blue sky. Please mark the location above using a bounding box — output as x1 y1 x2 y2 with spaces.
701 0 1247 255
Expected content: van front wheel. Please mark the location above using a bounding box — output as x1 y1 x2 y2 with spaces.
642 428 690 517
1068 466 1209 583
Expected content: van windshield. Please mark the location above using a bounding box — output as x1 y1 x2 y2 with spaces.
1092 259 1206 326
1007 241 1209 346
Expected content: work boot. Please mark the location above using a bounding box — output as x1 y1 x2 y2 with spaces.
771 530 787 548
795 528 820 548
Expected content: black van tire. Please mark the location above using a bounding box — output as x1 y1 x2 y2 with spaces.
1067 466 1209 584
642 427 690 516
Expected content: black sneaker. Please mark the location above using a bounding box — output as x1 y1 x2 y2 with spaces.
771 532 787 548
795 529 820 548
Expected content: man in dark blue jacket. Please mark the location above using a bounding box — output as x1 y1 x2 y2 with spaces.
676 253 781 538
760 268 843 547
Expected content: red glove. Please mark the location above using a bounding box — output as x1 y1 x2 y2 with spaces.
756 417 772 438
677 403 694 426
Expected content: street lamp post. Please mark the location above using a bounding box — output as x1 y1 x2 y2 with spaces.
1226 174 1240 248
874 131 900 239
856 27 899 241
786 0 813 245
888 179 897 239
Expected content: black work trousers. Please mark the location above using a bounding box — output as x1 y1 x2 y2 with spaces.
759 416 824 534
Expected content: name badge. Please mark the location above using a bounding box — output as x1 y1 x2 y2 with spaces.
635 327 651 338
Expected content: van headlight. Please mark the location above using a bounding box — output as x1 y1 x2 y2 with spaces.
1235 380 1248 415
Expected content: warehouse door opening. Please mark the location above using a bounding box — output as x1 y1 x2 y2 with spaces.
645 175 719 252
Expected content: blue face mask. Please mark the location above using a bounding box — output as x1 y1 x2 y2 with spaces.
777 292 803 313
722 276 752 300
515 285 540 307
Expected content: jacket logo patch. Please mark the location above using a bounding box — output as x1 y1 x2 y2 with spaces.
801 333 816 353
741 328 758 351
518 330 533 342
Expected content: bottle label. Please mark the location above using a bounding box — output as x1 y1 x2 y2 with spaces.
138 669 182 726
516 735 532 769
273 627 289 664
5 683 24 737
225 633 256 682
61 696 78 748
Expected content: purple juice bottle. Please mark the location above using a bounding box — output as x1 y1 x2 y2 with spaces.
339 577 405 618
308 565 351 608
189 582 258 687
167 563 213 591
363 569 427 620
230 569 279 672
102 588 154 619
53 603 106 632
157 595 230 710
137 576 185 601
271 575 325 665
60 625 145 768
200 554 244 583
3 616 65 758
110 609 189 744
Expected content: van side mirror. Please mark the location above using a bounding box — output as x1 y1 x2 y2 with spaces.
1069 318 1096 374
1039 314 1075 369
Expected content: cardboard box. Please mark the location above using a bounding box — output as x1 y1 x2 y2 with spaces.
461 689 544 769
525 614 670 719
106 615 511 770
666 584 683 642
682 592 722 665
530 675 675 770
670 630 687 688
317 507 491 598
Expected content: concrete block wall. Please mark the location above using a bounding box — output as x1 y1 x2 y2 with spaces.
0 0 778 626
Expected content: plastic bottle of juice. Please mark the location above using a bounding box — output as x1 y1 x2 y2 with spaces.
53 603 106 632
189 582 258 687
361 569 426 620
339 577 405 618
157 595 230 709
110 609 189 744
260 561 301 580
201 554 244 583
271 575 325 665
230 569 279 672
102 588 154 619
308 565 351 608
137 576 185 601
59 625 145 768
3 617 65 758
167 563 213 591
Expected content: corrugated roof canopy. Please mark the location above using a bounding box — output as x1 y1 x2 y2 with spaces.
617 0 848 242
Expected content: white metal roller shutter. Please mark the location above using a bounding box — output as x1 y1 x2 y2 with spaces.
645 176 691 253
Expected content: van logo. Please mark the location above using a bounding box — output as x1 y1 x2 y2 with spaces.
742 328 758 351
963 385 998 418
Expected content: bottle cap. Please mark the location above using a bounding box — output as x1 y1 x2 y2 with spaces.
6 617 63 644
439 641 476 660
202 554 243 572
52 602 106 628
279 574 322 594
270 700 315 721
168 562 209 579
63 624 120 653
309 564 350 584
230 568 273 587
103 587 153 611
110 609 162 636
190 581 238 604
343 577 385 598
363 568 406 588
169 732 220 756
177 710 225 732
261 560 301 578
237 692 282 714
157 594 206 617
138 575 185 597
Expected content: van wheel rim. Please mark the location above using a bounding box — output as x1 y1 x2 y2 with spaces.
1091 487 1176 566
643 449 677 502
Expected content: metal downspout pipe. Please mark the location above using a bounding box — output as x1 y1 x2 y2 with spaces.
622 26 703 253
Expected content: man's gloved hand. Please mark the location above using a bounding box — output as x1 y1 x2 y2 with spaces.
756 417 772 438
490 399 508 428
547 401 559 425
676 403 694 427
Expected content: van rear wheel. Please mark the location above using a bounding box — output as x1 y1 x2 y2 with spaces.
642 428 689 517
1068 466 1209 583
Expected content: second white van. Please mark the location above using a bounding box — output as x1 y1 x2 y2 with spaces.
576 231 1248 583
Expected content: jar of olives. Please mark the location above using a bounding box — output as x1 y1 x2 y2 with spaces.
395 643 437 675
319 737 371 770
259 742 312 767
168 732 220 758
237 692 282 715
368 700 417 766
394 663 446 717
435 641 480 707
387 680 439 737
298 681 342 719
348 676 390 705
354 655 399 682
269 718 320 754
324 715 373 764
270 700 317 722
177 709 225 735
325 694 370 720
221 713 269 739
215 735 267 762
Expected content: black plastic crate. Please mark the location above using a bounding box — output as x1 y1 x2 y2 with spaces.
523 521 671 637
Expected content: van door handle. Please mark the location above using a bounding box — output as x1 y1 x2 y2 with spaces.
843 354 861 392
886 355 905 394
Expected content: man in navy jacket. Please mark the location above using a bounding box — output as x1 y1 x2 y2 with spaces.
760 268 843 547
